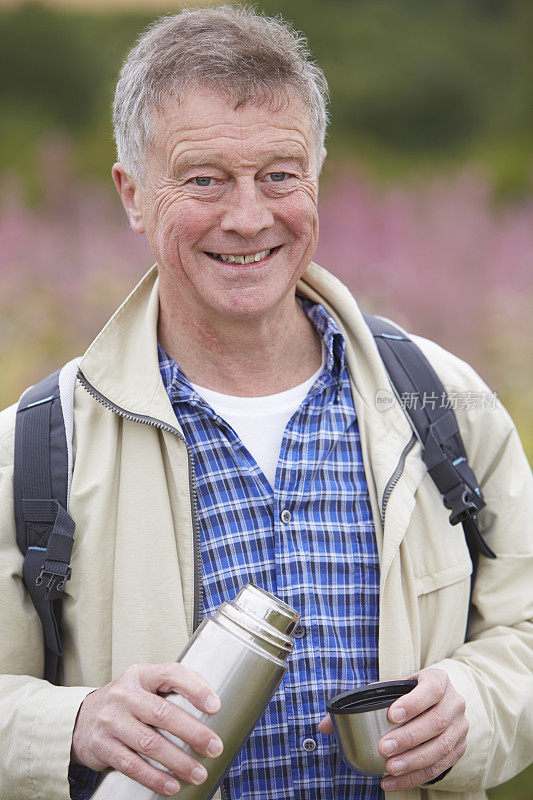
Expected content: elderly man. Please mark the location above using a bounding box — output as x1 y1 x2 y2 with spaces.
0 6 532 800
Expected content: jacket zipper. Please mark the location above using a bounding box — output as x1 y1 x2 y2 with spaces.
344 363 417 533
80 371 231 799
77 370 204 631
380 434 417 527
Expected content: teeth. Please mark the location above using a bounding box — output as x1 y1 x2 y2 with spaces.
213 249 272 264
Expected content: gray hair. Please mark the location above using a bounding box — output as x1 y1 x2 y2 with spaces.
112 5 329 183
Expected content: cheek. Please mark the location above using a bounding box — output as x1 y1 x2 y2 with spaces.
153 198 216 252
280 189 319 238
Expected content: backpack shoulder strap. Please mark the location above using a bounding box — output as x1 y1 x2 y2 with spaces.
14 357 80 684
363 313 496 569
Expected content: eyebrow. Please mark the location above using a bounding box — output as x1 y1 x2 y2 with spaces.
171 149 308 174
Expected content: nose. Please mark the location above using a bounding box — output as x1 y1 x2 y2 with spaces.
220 178 274 238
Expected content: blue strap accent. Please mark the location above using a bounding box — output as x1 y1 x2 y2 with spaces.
28 546 47 552
381 332 404 340
453 457 466 466
23 395 55 410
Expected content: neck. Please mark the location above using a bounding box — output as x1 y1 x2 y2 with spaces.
158 292 322 397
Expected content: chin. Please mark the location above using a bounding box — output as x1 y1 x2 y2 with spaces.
207 290 285 321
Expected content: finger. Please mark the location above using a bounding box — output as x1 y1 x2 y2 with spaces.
131 663 221 714
131 691 224 758
105 740 183 797
381 740 467 792
318 715 333 734
380 700 453 756
114 718 210 787
388 669 448 724
384 717 468 779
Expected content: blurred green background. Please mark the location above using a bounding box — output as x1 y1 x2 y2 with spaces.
0 1 532 795
2 0 533 196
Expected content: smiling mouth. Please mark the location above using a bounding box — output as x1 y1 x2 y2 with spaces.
205 247 278 265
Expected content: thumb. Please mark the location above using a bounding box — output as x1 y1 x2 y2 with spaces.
318 714 333 735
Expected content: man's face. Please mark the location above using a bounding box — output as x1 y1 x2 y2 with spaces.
116 86 323 324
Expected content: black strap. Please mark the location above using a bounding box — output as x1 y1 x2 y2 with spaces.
14 370 76 684
364 313 496 570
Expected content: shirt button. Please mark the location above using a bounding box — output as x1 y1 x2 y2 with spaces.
280 509 291 524
293 625 306 639
302 738 317 752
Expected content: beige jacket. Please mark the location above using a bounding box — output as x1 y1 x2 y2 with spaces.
1 263 532 800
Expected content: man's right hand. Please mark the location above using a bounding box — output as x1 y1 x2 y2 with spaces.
71 662 223 796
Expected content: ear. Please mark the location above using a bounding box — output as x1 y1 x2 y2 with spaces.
112 163 146 234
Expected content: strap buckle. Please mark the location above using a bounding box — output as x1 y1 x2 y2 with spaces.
36 564 72 594
444 485 485 526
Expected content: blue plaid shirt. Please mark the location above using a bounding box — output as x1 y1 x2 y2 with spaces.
159 299 383 800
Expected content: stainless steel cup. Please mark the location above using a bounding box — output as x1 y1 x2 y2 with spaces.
326 679 418 776
92 583 300 799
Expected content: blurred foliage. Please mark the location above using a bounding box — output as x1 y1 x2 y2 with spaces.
315 164 533 465
414 766 533 800
0 0 532 198
489 767 533 800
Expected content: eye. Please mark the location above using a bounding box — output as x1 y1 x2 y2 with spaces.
268 172 288 182
192 176 213 186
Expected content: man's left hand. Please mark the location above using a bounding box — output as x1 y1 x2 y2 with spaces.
318 667 468 792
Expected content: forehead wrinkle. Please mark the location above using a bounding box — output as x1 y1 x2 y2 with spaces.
166 121 309 148
163 103 309 134
160 114 307 149
168 135 310 174
158 114 307 150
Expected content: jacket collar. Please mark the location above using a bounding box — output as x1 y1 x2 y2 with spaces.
79 265 181 432
79 260 405 429
79 261 427 578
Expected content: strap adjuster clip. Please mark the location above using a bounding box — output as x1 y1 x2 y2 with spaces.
444 487 484 526
36 565 72 594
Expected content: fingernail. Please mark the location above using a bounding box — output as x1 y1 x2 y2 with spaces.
164 778 180 795
382 778 397 791
191 766 208 784
205 695 220 713
207 737 223 756
381 738 398 755
390 705 406 723
390 759 406 775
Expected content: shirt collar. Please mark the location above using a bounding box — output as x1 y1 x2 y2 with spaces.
298 296 346 390
159 299 346 406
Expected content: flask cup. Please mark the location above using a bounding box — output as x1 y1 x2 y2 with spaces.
91 583 299 799
326 679 418 776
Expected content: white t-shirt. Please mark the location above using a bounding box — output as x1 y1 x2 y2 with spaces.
190 355 324 489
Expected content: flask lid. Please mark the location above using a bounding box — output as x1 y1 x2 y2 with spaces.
232 583 300 636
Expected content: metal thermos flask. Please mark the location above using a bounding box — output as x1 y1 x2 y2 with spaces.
91 583 300 800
